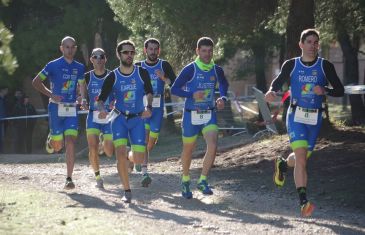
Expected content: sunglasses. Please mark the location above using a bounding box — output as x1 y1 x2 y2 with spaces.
92 54 105 59
120 50 136 55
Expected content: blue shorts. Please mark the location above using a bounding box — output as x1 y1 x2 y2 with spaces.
86 110 112 139
286 107 323 154
48 102 78 140
145 107 164 138
182 110 218 143
111 114 146 152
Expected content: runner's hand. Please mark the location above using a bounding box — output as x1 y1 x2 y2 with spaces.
141 108 152 119
313 85 326 95
98 111 108 119
50 93 63 102
216 97 225 110
193 90 205 100
264 91 276 102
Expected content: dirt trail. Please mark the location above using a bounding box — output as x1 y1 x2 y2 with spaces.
0 126 364 234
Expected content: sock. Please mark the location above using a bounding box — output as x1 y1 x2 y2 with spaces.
66 177 72 182
198 175 207 183
297 187 308 206
95 171 101 180
142 165 147 174
182 175 190 182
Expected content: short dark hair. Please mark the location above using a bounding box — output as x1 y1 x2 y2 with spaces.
300 29 320 43
144 38 160 49
61 36 76 46
197 37 214 49
116 40 135 55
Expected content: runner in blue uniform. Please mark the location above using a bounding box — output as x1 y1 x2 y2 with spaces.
135 38 176 187
171 37 229 199
265 29 344 217
81 48 114 189
96 40 153 203
32 36 86 190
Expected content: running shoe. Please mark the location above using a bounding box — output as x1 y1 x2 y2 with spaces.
135 164 142 172
301 201 315 217
122 191 132 203
141 173 152 187
273 157 287 187
181 181 193 199
96 177 104 189
197 180 213 195
45 133 54 154
64 179 75 190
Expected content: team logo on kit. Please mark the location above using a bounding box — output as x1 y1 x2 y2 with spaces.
131 79 136 84
312 70 317 76
72 69 78 75
210 76 215 81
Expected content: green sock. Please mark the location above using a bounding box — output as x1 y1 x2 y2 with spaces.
198 175 207 183
182 175 190 182
95 171 101 180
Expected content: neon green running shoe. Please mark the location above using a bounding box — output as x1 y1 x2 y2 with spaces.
273 157 287 187
45 133 54 154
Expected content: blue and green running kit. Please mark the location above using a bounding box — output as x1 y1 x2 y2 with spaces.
85 70 113 139
135 59 176 138
270 57 344 156
97 65 153 152
38 56 85 140
171 61 229 143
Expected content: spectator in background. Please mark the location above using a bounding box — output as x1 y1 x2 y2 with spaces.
0 86 9 153
13 95 37 153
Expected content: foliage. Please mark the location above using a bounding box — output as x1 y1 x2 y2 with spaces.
0 0 129 88
108 0 279 73
0 0 18 84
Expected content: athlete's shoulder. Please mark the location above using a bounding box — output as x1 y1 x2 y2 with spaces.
72 60 85 69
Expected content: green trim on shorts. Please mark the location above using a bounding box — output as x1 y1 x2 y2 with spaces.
52 134 63 141
131 145 145 153
78 79 85 84
86 128 101 136
39 72 47 81
145 123 150 130
65 129 78 137
290 140 308 150
103 134 112 141
182 135 198 143
150 131 159 139
113 138 128 148
307 150 312 159
202 124 218 135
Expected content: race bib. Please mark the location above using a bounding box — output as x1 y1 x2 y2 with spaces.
191 110 212 125
294 106 318 125
92 111 110 124
58 103 76 117
152 94 161 108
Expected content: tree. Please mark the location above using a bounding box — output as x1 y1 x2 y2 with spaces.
316 0 365 125
0 0 18 85
0 0 129 89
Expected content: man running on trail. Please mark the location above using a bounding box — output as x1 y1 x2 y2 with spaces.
171 37 229 199
81 48 114 189
265 29 344 217
96 40 153 203
134 38 176 187
32 36 86 190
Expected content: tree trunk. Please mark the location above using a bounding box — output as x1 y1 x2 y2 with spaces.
337 30 365 125
285 0 315 59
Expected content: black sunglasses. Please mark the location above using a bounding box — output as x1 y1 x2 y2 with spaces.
120 50 135 55
92 54 105 59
